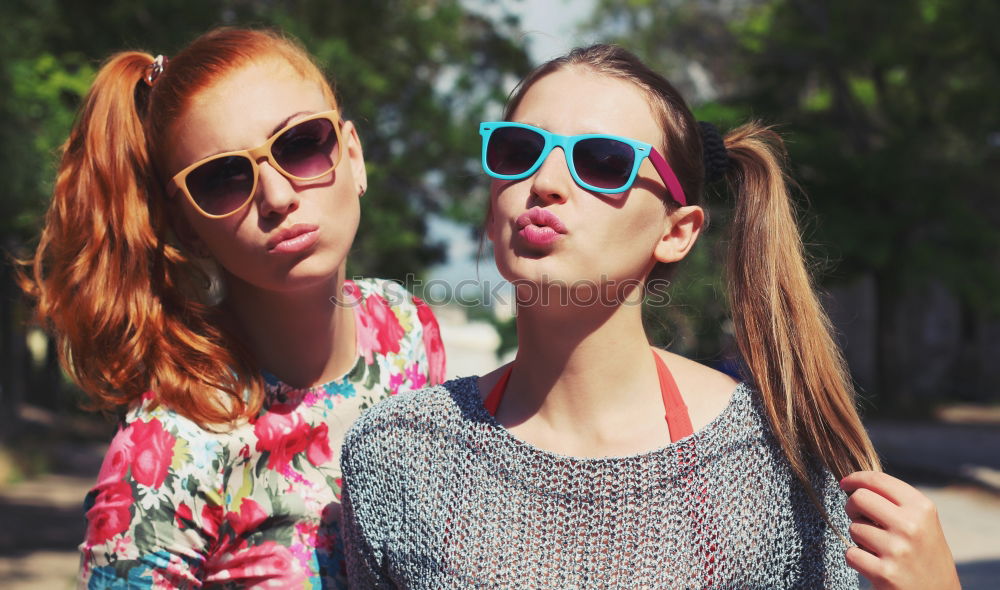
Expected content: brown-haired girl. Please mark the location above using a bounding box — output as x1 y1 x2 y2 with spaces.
20 28 444 588
340 44 958 589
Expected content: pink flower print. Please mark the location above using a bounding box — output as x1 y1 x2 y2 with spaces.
365 293 405 355
110 533 135 558
389 372 406 396
355 307 379 366
254 408 311 471
292 521 320 564
202 501 224 541
207 541 308 588
295 520 319 541
96 427 134 486
340 279 361 307
406 362 427 390
85 479 133 545
414 296 446 384
151 561 199 588
175 502 193 528
128 418 176 489
306 423 333 466
227 497 269 537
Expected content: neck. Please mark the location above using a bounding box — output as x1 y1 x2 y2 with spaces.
504 295 659 434
223 269 356 389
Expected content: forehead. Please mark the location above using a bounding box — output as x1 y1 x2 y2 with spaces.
166 59 333 171
511 67 663 146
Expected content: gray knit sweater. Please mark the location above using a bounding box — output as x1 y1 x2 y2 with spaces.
341 377 859 589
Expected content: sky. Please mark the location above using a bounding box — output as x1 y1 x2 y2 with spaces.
508 0 599 62
426 0 596 299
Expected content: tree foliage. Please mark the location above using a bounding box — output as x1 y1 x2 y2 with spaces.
588 0 1000 390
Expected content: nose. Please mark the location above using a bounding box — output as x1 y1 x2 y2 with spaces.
256 158 300 218
529 146 574 203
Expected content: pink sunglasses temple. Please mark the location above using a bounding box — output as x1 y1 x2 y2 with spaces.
648 148 688 206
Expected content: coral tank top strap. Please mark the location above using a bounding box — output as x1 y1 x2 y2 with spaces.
653 350 693 442
484 349 693 442
483 366 510 416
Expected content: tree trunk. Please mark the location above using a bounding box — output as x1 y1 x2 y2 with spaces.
874 271 904 412
0 247 28 440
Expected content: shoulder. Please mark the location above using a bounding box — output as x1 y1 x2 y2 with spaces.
349 277 427 323
350 276 411 305
102 394 243 490
348 277 446 385
122 393 244 449
342 378 477 460
654 349 740 432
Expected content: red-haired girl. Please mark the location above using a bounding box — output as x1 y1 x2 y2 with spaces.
20 28 444 588
340 45 958 589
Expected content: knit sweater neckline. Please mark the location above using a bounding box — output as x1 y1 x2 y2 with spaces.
455 375 751 464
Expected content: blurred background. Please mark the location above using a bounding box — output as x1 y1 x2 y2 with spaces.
1 0 998 588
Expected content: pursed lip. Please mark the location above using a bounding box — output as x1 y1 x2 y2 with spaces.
515 207 568 234
266 223 320 252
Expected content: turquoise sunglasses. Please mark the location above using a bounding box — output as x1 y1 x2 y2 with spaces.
479 122 687 206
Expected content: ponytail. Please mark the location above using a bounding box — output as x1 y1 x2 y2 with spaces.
19 50 264 428
723 122 881 489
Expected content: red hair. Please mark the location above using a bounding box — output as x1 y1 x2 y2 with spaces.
19 29 338 428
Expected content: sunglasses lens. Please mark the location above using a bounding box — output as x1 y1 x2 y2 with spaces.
573 138 635 190
186 156 255 216
273 117 339 178
486 126 545 176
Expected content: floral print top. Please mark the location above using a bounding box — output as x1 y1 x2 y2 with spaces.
79 278 445 589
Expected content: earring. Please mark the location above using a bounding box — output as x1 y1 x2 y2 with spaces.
191 254 227 307
166 228 226 306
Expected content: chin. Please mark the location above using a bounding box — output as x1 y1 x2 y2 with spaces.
495 255 575 289
231 255 345 296
283 256 345 288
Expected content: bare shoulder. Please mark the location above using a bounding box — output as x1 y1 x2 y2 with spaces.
653 349 739 431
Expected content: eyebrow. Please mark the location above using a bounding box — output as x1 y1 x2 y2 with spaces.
272 111 316 135
175 110 323 171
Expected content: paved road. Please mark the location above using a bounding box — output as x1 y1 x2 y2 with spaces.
864 420 1000 589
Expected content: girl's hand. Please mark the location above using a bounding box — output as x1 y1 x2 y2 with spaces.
841 471 961 590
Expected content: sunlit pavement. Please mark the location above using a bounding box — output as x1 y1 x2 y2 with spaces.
865 420 1000 589
923 485 1000 588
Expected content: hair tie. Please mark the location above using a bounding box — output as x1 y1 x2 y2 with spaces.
144 55 168 87
698 121 729 183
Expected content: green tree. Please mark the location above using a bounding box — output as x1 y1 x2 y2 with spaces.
736 0 1000 406
588 0 1000 404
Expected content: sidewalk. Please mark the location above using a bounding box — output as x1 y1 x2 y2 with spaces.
865 417 1000 590
866 419 1000 492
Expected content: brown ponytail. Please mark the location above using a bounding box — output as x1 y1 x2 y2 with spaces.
18 29 334 428
723 122 881 481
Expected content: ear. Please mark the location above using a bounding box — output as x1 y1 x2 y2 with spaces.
340 120 368 198
653 205 704 264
